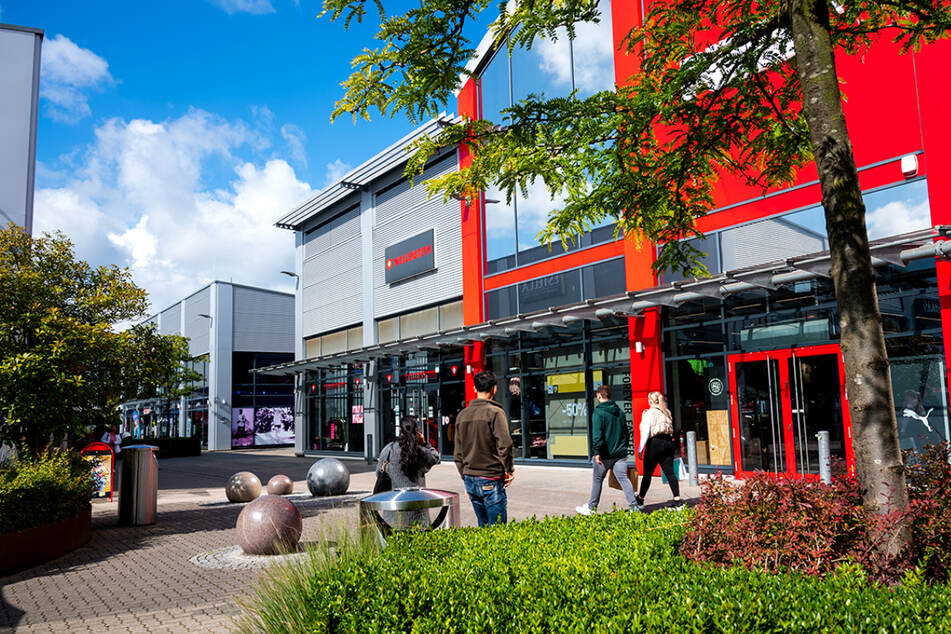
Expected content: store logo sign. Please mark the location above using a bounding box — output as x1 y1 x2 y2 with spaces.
384 229 435 284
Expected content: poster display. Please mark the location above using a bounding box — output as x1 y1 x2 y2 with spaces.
81 442 114 500
253 407 295 446
231 408 254 448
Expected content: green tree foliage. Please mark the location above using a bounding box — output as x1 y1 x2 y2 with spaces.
322 0 951 546
0 225 198 456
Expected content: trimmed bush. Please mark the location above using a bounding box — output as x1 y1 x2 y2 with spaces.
905 443 951 582
0 450 93 533
239 510 951 633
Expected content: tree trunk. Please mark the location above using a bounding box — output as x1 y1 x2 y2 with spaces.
788 0 909 553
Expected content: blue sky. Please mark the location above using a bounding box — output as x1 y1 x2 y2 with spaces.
1 0 490 313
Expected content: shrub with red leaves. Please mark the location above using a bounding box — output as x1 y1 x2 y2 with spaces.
682 444 951 584
905 442 951 582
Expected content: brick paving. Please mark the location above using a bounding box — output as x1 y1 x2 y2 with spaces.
0 448 699 633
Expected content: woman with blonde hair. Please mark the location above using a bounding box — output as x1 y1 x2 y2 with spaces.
635 391 683 509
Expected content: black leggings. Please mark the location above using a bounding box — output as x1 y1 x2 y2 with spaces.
638 435 680 500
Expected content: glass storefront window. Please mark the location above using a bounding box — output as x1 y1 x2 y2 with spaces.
665 357 731 467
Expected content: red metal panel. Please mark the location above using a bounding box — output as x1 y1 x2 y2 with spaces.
916 38 951 427
483 240 625 290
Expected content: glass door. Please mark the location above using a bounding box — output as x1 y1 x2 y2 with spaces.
728 344 853 478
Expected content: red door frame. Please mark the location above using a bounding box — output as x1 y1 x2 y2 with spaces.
727 343 854 479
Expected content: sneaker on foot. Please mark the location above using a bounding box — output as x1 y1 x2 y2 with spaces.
670 498 686 509
576 504 594 516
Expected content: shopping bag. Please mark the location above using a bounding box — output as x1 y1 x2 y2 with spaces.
662 458 688 483
608 465 638 491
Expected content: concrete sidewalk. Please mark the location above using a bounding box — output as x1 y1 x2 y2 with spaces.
0 448 699 633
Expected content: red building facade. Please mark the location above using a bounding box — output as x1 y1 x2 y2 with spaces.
454 1 951 476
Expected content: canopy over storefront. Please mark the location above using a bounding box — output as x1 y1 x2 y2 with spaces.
254 225 951 377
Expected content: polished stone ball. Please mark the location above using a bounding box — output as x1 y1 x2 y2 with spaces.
225 471 262 503
266 474 294 496
236 495 302 555
306 458 350 497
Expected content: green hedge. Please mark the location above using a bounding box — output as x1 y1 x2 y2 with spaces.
240 511 951 633
0 451 93 533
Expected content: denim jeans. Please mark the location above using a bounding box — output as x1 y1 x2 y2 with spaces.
587 456 638 510
463 475 507 527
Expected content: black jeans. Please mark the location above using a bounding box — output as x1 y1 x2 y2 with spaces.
638 435 680 500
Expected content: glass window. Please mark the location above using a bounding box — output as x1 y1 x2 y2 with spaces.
582 258 626 299
865 178 931 241
666 357 731 466
479 46 510 123
486 286 518 320
305 337 320 357
400 307 438 338
661 234 720 283
484 186 518 273
517 269 582 313
511 26 573 105
571 0 616 98
377 317 398 343
439 300 464 330
347 325 364 350
321 330 347 355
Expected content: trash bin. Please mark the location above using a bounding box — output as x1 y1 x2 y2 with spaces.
359 488 460 545
119 445 158 526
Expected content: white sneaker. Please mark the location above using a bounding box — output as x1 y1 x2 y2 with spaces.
576 504 594 516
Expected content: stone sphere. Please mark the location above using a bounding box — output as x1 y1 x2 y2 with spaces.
266 474 294 496
236 495 302 555
306 458 350 496
225 471 262 503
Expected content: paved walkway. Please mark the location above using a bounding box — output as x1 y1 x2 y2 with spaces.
0 448 700 633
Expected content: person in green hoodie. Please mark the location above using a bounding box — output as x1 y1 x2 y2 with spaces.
576 385 639 515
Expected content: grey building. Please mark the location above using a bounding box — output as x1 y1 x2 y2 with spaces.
262 114 466 459
0 23 42 234
120 281 295 451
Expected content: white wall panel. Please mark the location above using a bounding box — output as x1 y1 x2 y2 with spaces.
373 152 462 318
159 304 181 335
183 287 211 356
720 217 827 271
232 286 294 353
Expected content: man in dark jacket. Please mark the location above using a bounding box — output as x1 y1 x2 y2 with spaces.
576 385 639 514
454 370 514 526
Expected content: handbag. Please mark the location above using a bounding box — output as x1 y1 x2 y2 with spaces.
373 457 392 494
608 464 639 491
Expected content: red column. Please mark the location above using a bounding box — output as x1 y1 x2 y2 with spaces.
915 40 951 411
457 77 485 402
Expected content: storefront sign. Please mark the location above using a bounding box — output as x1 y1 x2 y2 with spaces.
385 229 435 284
708 377 724 397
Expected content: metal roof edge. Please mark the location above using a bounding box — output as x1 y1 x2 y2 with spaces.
275 113 462 230
0 23 44 37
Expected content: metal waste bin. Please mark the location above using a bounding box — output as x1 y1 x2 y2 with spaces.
119 445 158 525
360 488 460 545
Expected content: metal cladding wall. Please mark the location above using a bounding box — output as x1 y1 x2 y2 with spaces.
301 200 363 337
232 286 294 353
373 153 461 318
159 304 181 335
0 25 41 235
183 287 211 356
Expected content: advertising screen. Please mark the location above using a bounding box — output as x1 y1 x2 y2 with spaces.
254 407 295 446
231 408 254 448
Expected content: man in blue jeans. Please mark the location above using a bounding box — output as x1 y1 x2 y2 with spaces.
453 370 515 526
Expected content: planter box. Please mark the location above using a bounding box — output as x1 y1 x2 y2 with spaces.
0 504 91 576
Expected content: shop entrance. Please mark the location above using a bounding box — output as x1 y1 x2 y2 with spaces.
728 344 854 478
383 378 466 458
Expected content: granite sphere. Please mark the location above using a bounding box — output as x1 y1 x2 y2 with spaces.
225 471 262 503
236 495 302 555
306 458 350 496
266 474 294 496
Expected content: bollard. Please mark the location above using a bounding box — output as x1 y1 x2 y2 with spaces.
817 430 831 484
686 431 699 487
365 433 374 464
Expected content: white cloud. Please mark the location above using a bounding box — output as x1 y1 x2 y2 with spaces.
40 34 113 123
33 109 314 316
866 199 931 241
280 124 308 168
324 159 352 186
209 0 275 15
